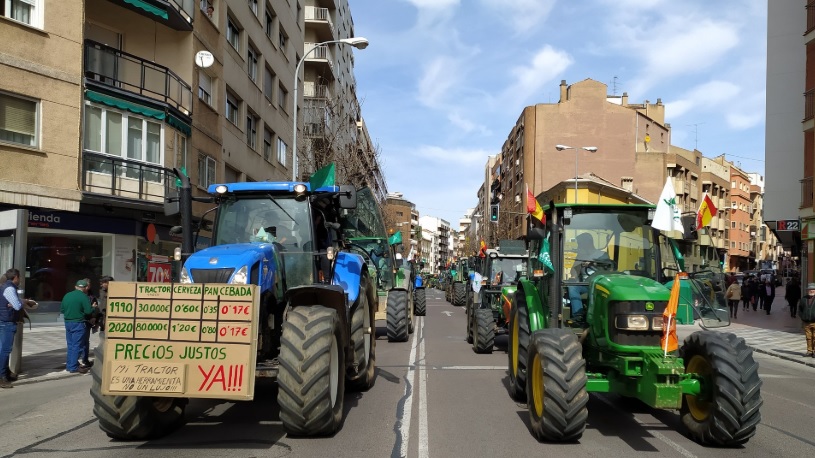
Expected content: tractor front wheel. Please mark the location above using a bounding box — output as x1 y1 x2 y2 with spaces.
278 306 345 436
414 288 426 316
526 328 588 442
507 302 530 402
387 290 409 342
347 285 376 391
452 283 466 306
679 331 762 446
472 309 495 354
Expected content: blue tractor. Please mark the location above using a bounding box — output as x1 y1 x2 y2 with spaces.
91 169 377 439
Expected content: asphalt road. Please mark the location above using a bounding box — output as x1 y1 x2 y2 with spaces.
1 288 814 457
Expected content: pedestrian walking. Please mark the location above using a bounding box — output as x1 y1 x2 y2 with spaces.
786 278 802 318
799 283 815 358
749 277 761 311
60 279 94 374
741 279 751 311
0 269 24 388
726 281 741 319
762 279 776 315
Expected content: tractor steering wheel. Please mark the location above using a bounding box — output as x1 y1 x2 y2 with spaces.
574 258 616 281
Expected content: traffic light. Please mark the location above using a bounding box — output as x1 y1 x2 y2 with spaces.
490 204 499 222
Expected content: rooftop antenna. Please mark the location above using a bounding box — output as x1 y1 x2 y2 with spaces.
611 76 619 96
686 122 706 150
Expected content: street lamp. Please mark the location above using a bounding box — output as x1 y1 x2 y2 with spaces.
292 37 370 181
555 144 598 203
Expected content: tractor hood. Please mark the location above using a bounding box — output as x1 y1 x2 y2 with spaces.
185 243 275 272
592 274 671 302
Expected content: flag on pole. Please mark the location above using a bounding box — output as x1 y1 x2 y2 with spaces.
526 184 545 223
388 230 403 246
661 273 686 355
309 163 336 189
695 192 718 230
538 234 555 274
652 177 684 234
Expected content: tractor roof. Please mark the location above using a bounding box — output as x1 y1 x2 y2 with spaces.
207 182 339 194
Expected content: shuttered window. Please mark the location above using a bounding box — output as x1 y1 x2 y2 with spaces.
0 92 38 147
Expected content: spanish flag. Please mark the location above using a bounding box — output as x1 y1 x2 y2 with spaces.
695 192 717 230
661 273 687 355
526 184 544 223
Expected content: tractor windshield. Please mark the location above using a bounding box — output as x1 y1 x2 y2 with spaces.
489 257 528 286
562 209 657 281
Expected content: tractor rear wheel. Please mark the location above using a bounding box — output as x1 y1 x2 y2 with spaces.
507 302 530 402
278 306 345 436
387 290 409 342
452 283 466 306
526 328 588 442
679 331 762 446
465 300 473 344
472 309 495 354
90 342 186 440
347 285 376 391
414 288 426 316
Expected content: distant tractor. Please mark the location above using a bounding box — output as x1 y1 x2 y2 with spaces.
466 240 528 353
509 202 762 446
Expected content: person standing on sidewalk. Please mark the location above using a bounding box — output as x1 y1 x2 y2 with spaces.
0 269 24 388
60 280 93 374
762 278 776 315
799 283 815 357
726 281 741 319
741 278 751 311
786 278 802 318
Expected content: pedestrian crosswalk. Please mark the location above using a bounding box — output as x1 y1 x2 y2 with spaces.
20 326 101 357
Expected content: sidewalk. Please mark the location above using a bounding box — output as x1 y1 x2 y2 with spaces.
9 325 101 386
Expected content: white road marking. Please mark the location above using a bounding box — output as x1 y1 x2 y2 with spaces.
418 317 429 458
595 395 696 458
441 311 453 317
399 320 419 458
763 390 815 409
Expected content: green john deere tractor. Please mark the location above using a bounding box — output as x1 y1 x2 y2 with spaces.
508 202 762 446
449 259 470 307
466 240 528 353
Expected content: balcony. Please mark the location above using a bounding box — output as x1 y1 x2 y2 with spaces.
108 0 195 31
84 40 193 118
304 42 334 74
806 89 815 122
303 83 331 100
808 1 815 35
802 176 814 209
304 6 334 41
82 151 172 204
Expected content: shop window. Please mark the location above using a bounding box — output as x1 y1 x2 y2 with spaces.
24 233 105 304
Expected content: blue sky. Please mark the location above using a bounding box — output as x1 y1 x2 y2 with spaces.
349 0 767 227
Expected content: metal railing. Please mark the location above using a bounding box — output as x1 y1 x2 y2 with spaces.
82 151 172 203
802 176 813 209
304 43 334 72
305 6 334 36
806 88 815 121
84 40 193 115
303 84 330 99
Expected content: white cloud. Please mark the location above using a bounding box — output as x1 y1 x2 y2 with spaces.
413 145 495 165
665 80 741 120
506 45 572 102
403 0 459 9
417 57 462 108
479 0 556 33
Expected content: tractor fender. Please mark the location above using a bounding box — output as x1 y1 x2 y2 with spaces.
516 279 547 332
332 251 366 304
286 284 350 344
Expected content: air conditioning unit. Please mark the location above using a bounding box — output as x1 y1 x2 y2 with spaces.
731 202 738 209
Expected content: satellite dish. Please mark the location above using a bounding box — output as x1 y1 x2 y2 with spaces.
195 50 214 68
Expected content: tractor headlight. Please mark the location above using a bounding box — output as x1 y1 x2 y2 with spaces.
232 265 249 284
651 317 663 330
179 267 192 284
615 315 649 331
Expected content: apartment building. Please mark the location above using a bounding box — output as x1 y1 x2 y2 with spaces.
419 216 450 271
383 192 417 259
726 162 753 271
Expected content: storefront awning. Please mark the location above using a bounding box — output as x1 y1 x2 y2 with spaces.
167 114 191 137
122 0 169 21
85 90 166 121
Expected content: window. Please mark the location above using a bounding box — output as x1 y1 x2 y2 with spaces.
226 91 239 125
198 153 217 187
263 127 273 162
731 181 735 188
200 0 214 20
246 113 257 150
198 71 213 106
0 91 38 147
278 83 287 111
264 7 275 39
278 27 287 50
263 66 275 101
175 132 188 173
2 0 43 28
227 17 240 51
276 137 287 166
248 0 257 15
247 44 258 82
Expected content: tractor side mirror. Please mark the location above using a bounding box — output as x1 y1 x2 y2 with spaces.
339 185 357 209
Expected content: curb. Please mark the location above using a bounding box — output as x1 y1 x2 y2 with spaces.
11 370 91 387
750 346 815 368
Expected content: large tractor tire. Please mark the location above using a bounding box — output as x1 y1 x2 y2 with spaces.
452 282 466 306
472 309 495 354
465 300 474 344
507 302 530 402
278 306 346 436
678 331 762 446
526 328 588 442
387 290 409 342
90 342 186 440
347 285 376 391
414 288 426 316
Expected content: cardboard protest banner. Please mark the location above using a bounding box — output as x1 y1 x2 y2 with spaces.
102 282 259 400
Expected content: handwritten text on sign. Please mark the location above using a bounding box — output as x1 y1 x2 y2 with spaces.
102 282 258 400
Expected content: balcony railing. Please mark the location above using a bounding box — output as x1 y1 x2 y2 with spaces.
82 151 171 203
304 42 334 72
305 6 334 37
802 176 814 208
84 40 193 116
303 83 331 99
808 1 815 34
806 88 815 121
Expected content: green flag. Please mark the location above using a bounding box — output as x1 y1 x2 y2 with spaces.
388 230 403 246
309 163 336 189
538 234 555 274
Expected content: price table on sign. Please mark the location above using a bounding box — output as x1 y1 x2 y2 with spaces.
102 282 259 400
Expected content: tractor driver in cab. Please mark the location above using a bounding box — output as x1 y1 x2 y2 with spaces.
567 232 612 320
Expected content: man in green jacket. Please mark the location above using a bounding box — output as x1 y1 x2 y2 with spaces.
799 283 815 358
61 280 93 374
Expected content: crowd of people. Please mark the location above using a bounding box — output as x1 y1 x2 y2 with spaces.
725 273 782 319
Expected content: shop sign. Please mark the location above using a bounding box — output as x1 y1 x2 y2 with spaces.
147 262 171 283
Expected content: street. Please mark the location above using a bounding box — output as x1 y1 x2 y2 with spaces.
2 288 815 457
